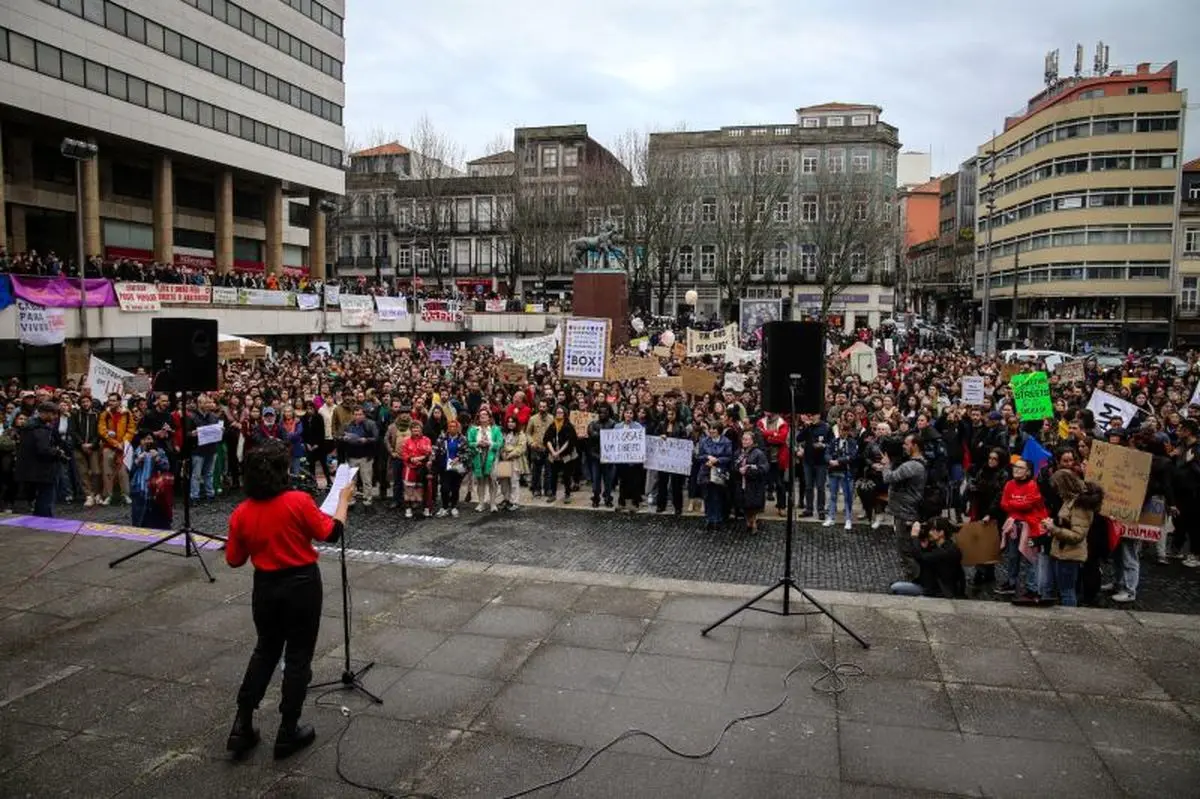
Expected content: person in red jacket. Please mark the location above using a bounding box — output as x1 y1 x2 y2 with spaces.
998 458 1048 602
223 440 353 761
504 390 532 430
756 412 790 516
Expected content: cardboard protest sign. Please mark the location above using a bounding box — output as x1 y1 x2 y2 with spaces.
121 375 152 395
686 324 737 357
680 366 716 397
1110 496 1166 543
600 427 646 464
1000 363 1022 383
672 342 686 360
644 436 693 476
960 375 986 406
647 376 683 396
652 346 671 358
1010 371 1052 420
1086 389 1139 435
956 520 1001 566
392 337 412 351
723 372 746 392
611 356 660 382
1087 440 1152 525
568 410 597 436
496 361 528 385
1056 360 1085 383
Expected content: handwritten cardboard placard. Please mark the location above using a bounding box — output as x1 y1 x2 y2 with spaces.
1110 496 1166 543
611 356 660 382
600 427 646 464
680 366 716 397
960 375 986 406
1000 363 1022 383
645 436 693 476
1087 440 1152 525
496 361 528 385
647 376 683 396
652 346 671 358
568 410 597 436
672 342 686 360
392 336 412 351
1010 371 1052 420
956 520 1001 566
1056 360 1085 383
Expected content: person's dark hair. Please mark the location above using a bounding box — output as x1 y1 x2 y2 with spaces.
242 439 291 500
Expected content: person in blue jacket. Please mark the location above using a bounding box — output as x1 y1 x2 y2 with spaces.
695 421 733 531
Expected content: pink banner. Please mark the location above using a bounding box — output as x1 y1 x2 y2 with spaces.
10 276 116 307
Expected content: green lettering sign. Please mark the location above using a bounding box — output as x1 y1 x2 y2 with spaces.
1010 371 1053 420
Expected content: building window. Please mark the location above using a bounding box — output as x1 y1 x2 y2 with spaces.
522 147 536 168
771 243 789 275
827 195 843 220
827 150 845 173
700 198 717 224
799 244 817 278
774 127 791 136
801 151 818 174
801 194 818 222
541 146 559 169
851 153 870 173
563 146 579 168
849 251 867 279
454 239 471 267
1186 228 1200 254
700 156 717 176
801 117 819 128
750 250 765 279
1127 85 1149 95
700 245 716 278
884 151 896 173
476 239 493 268
728 200 744 223
774 156 792 175
853 200 868 221
396 246 412 272
678 247 694 278
774 198 790 223
827 117 845 127
851 114 869 126
1183 278 1198 311
680 202 695 225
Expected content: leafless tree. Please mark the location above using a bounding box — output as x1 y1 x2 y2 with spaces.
804 168 897 317
402 116 465 288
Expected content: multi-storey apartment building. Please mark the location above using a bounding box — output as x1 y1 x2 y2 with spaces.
1 0 344 277
974 60 1186 351
1175 158 1200 346
648 103 901 332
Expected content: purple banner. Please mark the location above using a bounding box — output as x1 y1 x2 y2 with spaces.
10 276 117 307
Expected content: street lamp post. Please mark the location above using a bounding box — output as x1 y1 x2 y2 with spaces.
61 137 98 341
979 132 997 356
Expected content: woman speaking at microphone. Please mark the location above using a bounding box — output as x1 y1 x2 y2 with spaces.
224 439 353 760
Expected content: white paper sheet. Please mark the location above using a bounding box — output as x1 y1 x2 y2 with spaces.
320 464 359 516
195 422 224 447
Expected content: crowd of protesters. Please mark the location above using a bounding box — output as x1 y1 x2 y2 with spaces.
1 301 1199 606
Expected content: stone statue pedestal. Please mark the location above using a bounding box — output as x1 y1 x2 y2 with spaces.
573 269 629 348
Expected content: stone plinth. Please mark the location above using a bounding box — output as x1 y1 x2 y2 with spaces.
572 270 629 347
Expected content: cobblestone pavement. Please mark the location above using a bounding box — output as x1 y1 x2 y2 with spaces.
54 492 1200 615
2 528 1199 797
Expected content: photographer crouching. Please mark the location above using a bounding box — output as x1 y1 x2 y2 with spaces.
890 518 966 598
224 440 354 760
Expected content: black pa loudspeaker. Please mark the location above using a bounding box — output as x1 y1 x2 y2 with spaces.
760 321 825 414
151 317 219 392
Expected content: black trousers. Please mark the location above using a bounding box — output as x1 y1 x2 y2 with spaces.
617 464 645 507
656 473 684 513
236 564 323 722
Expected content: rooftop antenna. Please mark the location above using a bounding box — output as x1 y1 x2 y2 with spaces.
1044 49 1060 87
1074 44 1084 78
1093 41 1109 76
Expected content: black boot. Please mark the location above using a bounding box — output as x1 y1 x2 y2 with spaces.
225 707 259 758
273 718 316 760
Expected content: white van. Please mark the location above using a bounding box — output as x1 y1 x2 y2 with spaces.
1000 349 1076 372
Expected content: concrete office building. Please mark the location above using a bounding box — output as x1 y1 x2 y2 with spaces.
0 0 345 276
974 59 1186 350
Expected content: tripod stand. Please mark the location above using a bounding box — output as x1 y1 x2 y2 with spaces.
109 391 226 582
311 519 382 704
703 376 869 648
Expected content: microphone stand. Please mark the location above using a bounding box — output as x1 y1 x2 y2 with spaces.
702 375 869 648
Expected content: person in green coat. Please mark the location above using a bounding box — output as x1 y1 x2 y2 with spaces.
467 407 503 513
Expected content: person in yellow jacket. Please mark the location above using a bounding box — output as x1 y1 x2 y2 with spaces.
97 393 134 505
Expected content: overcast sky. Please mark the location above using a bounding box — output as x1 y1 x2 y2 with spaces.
344 0 1199 175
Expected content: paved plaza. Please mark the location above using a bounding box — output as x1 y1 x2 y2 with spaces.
2 521 1200 797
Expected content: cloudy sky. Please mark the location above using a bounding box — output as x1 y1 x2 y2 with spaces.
344 0 1199 174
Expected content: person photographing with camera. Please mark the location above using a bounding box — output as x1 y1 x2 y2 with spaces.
20 401 67 518
876 433 927 580
224 440 354 760
889 518 966 598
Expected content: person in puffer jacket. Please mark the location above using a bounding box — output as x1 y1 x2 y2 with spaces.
1040 470 1102 607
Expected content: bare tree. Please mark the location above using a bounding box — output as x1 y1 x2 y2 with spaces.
707 139 793 319
482 132 511 157
404 116 465 288
805 168 897 317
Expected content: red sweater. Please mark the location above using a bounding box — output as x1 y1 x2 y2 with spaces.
1000 478 1048 527
226 490 336 571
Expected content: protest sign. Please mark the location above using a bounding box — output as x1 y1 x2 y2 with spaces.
484 298 506 312
644 436 693 476
680 366 716 396
647 376 683 395
339 295 374 326
324 284 341 306
960 375 986 406
1010 371 1052 420
1086 389 1139 435
238 288 293 307
956 520 1001 566
496 361 528 385
296 293 320 310
88 355 132 399
195 422 224 447
310 341 332 356
419 299 463 322
496 333 557 367
725 346 761 366
1056 360 1085 383
600 427 646 464
611 356 659 382
1087 440 1152 525
114 282 161 311
1110 496 1166 543
392 337 412 351
672 342 686 360
374 295 409 320
157 283 211 304
17 300 66 346
121 375 152 394
211 286 238 304
429 348 454 366
1000 363 1022 383
686 324 738 357
723 372 746 392
652 346 671 358
65 342 90 384
561 317 610 381
569 410 597 436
